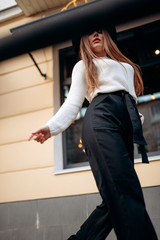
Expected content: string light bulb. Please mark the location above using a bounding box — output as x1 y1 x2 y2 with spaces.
78 139 86 153
151 94 156 100
78 139 83 148
154 49 160 55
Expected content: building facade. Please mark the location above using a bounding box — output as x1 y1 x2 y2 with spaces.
0 1 160 239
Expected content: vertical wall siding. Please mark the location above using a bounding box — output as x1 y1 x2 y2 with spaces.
0 46 99 203
0 47 55 201
0 16 160 203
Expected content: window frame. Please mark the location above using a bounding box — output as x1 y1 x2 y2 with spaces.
53 41 90 174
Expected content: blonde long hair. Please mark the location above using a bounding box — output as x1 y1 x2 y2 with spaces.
80 30 144 96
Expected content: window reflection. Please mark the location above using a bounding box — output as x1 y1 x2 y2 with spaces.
137 95 160 157
64 110 88 168
63 85 88 168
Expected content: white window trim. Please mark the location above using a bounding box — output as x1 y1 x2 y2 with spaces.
52 41 160 175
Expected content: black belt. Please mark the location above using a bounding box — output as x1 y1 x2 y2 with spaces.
121 91 149 164
97 91 149 163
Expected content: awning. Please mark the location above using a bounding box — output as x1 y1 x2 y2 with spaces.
0 0 159 61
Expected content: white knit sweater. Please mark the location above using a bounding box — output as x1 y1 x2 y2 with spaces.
46 57 138 136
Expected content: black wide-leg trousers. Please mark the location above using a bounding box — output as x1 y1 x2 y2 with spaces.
68 92 158 240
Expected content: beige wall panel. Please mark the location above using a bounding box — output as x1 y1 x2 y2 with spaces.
0 61 53 94
0 161 159 203
0 108 53 145
31 47 53 62
0 139 54 173
0 82 53 118
0 46 53 75
135 161 160 187
0 54 34 75
0 168 98 203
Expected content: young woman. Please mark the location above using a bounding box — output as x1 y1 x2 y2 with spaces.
28 26 158 240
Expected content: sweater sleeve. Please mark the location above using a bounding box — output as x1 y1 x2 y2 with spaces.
46 61 87 136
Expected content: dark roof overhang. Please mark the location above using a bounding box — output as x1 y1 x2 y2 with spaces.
0 0 159 61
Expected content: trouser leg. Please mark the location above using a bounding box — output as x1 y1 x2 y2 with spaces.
81 127 158 240
68 131 157 240
75 200 112 240
68 201 112 240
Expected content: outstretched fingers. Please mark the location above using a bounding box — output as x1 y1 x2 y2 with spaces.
28 126 51 144
28 131 45 144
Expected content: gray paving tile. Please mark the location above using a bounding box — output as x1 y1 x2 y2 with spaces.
106 229 116 240
151 218 160 239
36 227 62 240
86 193 102 216
62 224 79 240
0 203 10 230
38 195 87 227
13 228 37 240
62 224 116 240
9 200 37 229
45 227 62 240
0 230 13 240
143 186 160 218
36 229 45 240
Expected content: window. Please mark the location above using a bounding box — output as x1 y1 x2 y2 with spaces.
53 20 160 173
53 41 90 173
59 47 89 169
137 97 160 158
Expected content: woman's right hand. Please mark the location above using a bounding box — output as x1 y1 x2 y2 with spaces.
28 125 51 144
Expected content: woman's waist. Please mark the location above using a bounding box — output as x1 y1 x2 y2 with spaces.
90 90 131 104
87 86 136 103
97 90 129 98
87 90 130 119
